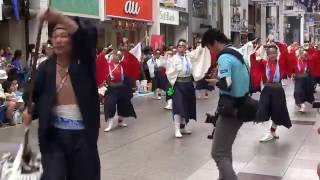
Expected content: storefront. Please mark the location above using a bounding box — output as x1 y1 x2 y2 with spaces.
104 0 153 48
159 0 188 46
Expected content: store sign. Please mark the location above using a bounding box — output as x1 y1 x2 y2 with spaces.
124 1 140 15
179 12 189 26
160 8 179 25
160 0 188 10
106 0 153 21
51 0 99 17
192 0 208 18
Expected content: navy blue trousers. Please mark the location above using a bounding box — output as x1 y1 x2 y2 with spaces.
41 129 100 180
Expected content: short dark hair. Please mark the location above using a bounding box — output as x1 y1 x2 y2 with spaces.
201 29 230 47
177 39 187 46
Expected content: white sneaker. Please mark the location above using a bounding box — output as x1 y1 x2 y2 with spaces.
118 121 128 127
165 104 172 110
260 133 276 142
157 96 162 100
299 104 306 113
180 128 192 135
104 119 114 132
175 128 183 138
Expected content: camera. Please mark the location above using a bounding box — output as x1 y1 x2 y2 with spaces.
205 111 219 139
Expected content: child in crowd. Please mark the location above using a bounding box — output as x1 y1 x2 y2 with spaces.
3 78 24 125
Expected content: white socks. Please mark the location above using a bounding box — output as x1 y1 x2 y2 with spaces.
104 116 128 132
104 118 114 132
174 115 182 138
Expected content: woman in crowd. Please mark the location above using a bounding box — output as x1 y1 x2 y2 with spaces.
10 50 25 85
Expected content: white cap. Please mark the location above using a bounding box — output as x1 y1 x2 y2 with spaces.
0 70 8 80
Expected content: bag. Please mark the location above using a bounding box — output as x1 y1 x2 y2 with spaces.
217 95 258 122
237 96 259 122
217 95 238 118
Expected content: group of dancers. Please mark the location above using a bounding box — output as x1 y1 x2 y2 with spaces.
21 9 320 180
95 34 320 142
95 39 212 137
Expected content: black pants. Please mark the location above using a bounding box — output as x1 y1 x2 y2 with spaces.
41 129 100 180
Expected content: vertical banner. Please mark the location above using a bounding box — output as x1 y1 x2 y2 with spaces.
150 35 164 50
11 0 20 21
0 0 3 21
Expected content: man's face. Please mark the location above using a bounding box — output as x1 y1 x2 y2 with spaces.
154 51 161 59
46 47 54 56
177 45 186 54
52 28 72 56
267 48 278 62
172 48 177 55
206 41 219 53
112 51 122 64
123 44 129 51
0 49 4 56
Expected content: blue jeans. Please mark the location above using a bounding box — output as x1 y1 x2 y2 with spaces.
0 105 6 124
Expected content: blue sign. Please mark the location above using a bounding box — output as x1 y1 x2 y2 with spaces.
11 0 20 21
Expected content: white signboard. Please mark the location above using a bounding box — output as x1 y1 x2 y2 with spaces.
160 8 179 25
0 0 3 21
160 0 188 10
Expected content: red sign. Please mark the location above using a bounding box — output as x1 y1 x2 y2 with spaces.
105 0 153 21
150 35 164 50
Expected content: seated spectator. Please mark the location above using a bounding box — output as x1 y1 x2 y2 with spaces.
9 50 26 86
3 78 24 125
0 70 7 126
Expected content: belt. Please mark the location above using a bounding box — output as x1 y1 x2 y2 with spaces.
109 82 123 87
176 76 193 82
53 117 85 130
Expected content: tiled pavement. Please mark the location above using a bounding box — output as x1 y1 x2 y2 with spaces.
0 79 319 180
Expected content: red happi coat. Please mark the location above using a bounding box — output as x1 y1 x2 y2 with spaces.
274 42 289 79
95 52 141 86
250 49 287 92
309 50 320 77
287 47 299 77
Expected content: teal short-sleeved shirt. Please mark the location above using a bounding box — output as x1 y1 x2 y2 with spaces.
218 53 249 97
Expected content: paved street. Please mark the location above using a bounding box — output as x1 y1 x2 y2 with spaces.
0 80 320 180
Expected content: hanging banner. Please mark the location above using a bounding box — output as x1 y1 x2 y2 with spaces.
150 35 164 50
0 0 3 21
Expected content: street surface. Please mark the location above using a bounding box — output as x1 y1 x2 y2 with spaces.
0 80 319 180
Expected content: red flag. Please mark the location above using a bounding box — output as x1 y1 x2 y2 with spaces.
121 51 141 81
96 53 109 86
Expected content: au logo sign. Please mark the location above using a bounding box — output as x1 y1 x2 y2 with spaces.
124 1 141 15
